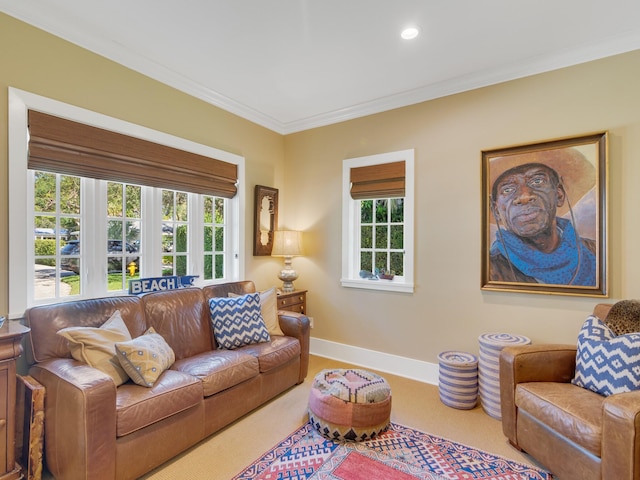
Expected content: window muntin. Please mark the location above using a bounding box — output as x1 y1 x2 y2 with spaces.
161 189 189 277
34 172 81 299
30 173 231 302
359 198 405 277
203 196 227 280
107 182 142 291
342 149 414 293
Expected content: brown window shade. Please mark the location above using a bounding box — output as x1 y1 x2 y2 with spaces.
28 110 238 198
350 160 405 199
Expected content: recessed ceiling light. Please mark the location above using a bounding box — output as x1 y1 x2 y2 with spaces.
401 27 419 40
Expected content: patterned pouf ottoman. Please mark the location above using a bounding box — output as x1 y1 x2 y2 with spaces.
308 368 392 442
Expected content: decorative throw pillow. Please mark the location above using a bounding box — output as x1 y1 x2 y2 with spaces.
115 327 175 387
605 299 640 336
57 310 132 386
209 292 271 350
572 315 640 396
229 287 284 336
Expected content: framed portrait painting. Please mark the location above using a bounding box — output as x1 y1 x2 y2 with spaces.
481 132 608 297
253 185 278 256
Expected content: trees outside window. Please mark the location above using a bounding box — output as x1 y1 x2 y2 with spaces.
359 198 404 276
31 172 230 301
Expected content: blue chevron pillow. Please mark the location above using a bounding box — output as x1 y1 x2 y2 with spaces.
209 292 271 350
572 315 640 396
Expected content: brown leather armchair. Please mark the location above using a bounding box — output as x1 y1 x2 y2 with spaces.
500 304 640 480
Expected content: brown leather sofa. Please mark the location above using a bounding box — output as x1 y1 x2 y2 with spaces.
24 281 310 480
500 303 640 480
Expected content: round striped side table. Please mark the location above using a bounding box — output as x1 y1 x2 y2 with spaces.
438 351 479 410
478 333 531 420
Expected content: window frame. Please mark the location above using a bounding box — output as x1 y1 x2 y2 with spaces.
8 87 245 318
341 149 415 293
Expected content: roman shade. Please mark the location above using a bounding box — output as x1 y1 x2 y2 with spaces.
28 110 238 198
350 160 405 199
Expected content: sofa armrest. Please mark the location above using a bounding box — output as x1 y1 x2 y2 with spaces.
499 344 577 447
277 311 310 383
602 391 640 480
29 358 117 480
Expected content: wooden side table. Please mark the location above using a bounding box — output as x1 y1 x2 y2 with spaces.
277 290 307 315
0 320 30 480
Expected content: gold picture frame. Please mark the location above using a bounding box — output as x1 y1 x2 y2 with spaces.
253 185 278 256
481 132 608 297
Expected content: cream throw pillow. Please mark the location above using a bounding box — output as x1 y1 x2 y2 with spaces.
229 287 284 336
115 327 175 387
57 310 132 386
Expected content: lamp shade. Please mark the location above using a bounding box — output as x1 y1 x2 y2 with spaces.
271 230 304 257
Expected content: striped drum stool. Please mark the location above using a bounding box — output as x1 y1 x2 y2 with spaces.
438 351 479 410
478 333 531 420
308 369 392 442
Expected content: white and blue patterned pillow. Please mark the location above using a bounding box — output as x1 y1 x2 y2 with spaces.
209 292 271 350
572 315 640 396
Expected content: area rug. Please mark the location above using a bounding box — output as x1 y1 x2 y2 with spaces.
232 422 552 479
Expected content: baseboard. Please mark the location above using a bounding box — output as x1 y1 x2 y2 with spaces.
309 337 439 385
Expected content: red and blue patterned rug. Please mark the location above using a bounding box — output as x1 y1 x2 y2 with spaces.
233 422 552 479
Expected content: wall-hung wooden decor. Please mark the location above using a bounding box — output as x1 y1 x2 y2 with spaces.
254 185 279 256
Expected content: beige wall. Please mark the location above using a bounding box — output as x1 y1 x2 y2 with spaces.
3 13 640 367
0 13 285 314
284 50 640 362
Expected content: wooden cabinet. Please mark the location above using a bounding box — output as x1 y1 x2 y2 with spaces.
277 290 307 315
0 321 30 480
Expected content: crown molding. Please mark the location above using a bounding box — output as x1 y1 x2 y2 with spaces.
4 6 640 135
279 29 640 134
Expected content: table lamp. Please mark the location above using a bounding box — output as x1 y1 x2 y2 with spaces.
271 230 304 293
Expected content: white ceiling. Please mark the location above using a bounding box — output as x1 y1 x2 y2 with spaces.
2 1 640 134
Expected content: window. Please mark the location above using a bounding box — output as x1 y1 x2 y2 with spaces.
107 182 142 292
8 88 245 317
161 189 189 277
359 198 405 276
202 195 227 281
341 150 414 293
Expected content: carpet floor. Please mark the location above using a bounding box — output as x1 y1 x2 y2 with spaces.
232 421 551 480
140 355 548 480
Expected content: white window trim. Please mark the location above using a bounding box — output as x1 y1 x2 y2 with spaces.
341 149 415 293
8 87 245 318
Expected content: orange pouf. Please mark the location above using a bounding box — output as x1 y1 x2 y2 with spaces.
308 368 392 442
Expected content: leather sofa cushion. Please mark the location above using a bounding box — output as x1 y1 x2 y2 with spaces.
202 280 256 300
516 382 604 455
241 336 301 373
116 369 202 436
142 288 214 360
172 349 259 397
25 296 147 364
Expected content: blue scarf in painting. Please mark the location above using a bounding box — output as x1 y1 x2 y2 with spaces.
490 218 596 286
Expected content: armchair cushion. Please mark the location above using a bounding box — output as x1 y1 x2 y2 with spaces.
516 382 604 455
57 310 131 386
572 315 640 396
209 292 271 349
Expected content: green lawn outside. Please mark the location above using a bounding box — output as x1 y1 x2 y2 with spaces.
62 273 140 295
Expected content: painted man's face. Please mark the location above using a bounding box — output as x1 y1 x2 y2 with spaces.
493 164 565 238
